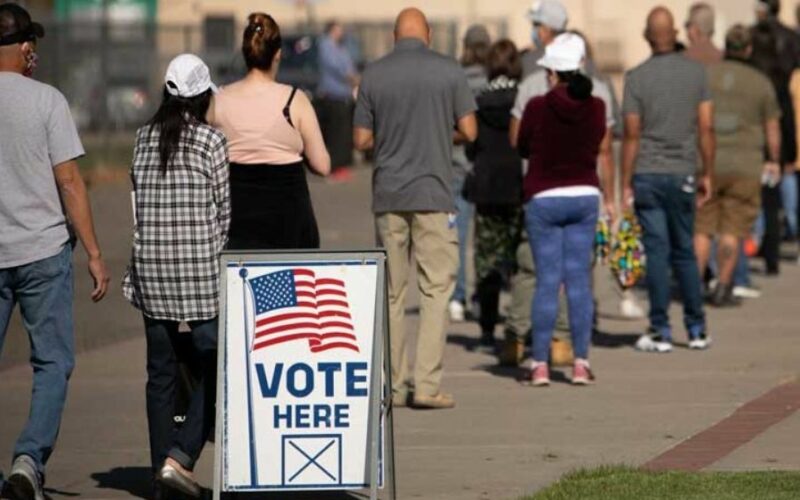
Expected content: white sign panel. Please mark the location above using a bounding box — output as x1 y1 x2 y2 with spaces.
220 258 384 492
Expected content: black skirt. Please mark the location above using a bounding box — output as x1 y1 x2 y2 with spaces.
227 162 320 250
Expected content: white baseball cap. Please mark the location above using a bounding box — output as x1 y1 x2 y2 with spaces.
537 33 586 72
164 54 217 98
526 0 568 31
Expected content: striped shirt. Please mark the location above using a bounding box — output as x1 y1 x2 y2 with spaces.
622 52 711 176
122 122 231 321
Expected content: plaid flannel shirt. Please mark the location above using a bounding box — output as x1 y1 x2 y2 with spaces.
123 122 231 322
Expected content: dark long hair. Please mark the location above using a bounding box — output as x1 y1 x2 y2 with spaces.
148 88 213 174
556 70 593 100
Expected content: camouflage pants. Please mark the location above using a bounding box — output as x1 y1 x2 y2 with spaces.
474 205 522 334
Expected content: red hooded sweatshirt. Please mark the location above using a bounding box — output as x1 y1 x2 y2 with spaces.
518 85 606 201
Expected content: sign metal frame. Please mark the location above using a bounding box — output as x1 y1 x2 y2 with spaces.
213 250 396 500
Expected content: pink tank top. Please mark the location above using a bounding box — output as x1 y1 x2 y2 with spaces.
212 82 304 165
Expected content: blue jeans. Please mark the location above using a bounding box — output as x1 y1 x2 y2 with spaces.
781 171 798 238
0 245 74 475
634 174 706 339
525 196 598 362
451 175 473 304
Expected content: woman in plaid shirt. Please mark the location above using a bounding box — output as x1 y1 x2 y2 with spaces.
122 54 229 498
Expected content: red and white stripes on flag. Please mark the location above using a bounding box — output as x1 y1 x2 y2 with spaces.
249 269 360 353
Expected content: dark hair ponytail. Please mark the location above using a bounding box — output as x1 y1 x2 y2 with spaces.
148 88 212 174
243 12 282 71
557 71 593 100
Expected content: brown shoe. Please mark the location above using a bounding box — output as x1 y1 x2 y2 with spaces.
550 338 574 367
392 392 410 408
412 393 455 409
499 338 525 366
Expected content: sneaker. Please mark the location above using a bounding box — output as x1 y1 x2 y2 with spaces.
732 285 762 299
688 333 712 350
635 332 673 353
327 167 354 183
474 333 495 354
571 359 595 386
448 300 465 322
530 362 550 387
7 455 44 500
619 293 646 319
412 392 455 409
709 284 741 308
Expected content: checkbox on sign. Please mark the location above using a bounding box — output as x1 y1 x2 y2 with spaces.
282 434 343 486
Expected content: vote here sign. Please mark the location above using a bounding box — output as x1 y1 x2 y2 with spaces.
220 258 383 492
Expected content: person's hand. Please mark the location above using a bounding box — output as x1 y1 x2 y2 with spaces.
696 174 713 208
604 198 617 226
784 162 796 174
764 162 781 187
88 255 110 302
622 185 635 211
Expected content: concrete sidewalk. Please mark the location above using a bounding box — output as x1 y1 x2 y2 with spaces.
1 170 799 499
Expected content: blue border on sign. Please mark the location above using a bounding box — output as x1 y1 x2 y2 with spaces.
222 260 379 491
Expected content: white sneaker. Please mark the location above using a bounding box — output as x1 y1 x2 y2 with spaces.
619 295 646 319
448 300 465 322
688 334 712 350
732 285 762 299
635 333 673 353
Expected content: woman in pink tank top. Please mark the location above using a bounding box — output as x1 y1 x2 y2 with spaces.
209 12 330 250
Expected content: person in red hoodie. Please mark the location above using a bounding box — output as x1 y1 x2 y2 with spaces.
517 33 613 386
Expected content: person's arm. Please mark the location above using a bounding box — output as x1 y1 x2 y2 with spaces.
210 134 231 247
764 117 782 182
293 91 331 176
697 100 715 208
790 69 800 171
454 113 477 144
354 127 374 151
509 117 521 149
517 102 535 159
54 161 109 302
621 113 641 209
599 129 616 222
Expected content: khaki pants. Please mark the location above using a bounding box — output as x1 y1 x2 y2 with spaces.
376 212 458 399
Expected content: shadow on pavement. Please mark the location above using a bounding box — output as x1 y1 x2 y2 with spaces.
91 467 152 499
592 330 641 348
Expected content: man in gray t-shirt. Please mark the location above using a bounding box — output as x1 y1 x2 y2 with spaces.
0 4 108 495
622 7 714 354
354 7 477 410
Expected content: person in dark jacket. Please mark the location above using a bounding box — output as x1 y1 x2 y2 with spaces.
466 39 523 352
517 33 612 387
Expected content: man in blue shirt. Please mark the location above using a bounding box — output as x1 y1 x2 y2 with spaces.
316 21 359 181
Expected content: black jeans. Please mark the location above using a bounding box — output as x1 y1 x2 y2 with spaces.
144 316 217 473
761 185 781 274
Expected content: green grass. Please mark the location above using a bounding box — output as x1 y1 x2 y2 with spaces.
524 466 800 500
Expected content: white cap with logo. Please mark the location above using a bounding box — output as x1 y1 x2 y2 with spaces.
526 0 568 31
537 33 586 72
164 54 218 98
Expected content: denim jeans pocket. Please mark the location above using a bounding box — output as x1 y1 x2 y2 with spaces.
28 245 71 282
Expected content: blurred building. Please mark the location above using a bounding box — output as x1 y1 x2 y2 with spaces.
15 0 800 133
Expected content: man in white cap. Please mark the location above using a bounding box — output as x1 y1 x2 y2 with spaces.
521 0 568 78
0 3 109 498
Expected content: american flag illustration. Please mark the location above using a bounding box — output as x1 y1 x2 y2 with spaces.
248 269 359 353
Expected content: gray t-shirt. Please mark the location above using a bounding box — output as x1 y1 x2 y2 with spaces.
622 53 711 176
0 72 85 268
354 38 477 213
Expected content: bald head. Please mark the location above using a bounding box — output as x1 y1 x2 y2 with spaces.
645 6 678 54
394 8 430 45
